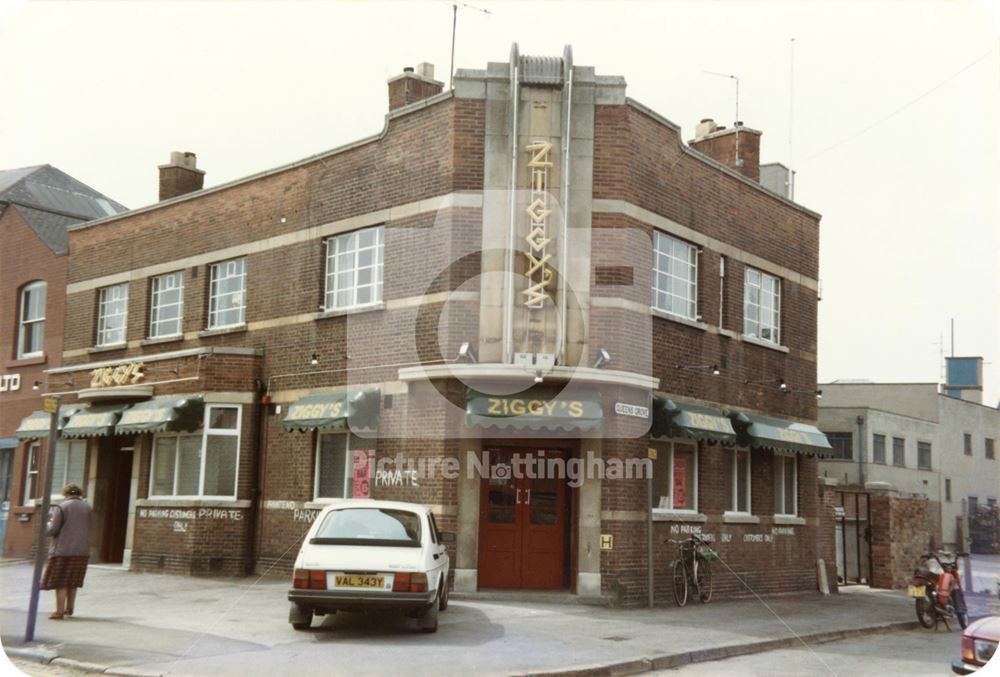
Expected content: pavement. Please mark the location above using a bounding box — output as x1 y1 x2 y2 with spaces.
0 561 997 677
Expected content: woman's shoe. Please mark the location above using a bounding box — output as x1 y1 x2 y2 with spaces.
66 608 74 617
48 612 64 620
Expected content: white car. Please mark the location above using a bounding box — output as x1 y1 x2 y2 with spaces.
288 500 452 633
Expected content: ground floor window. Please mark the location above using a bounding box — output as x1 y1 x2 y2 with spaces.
22 443 39 505
150 405 241 498
726 448 751 514
773 452 797 516
315 431 366 499
649 440 698 512
51 439 87 498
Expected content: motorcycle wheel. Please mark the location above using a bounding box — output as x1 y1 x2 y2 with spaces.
915 596 936 629
952 590 969 629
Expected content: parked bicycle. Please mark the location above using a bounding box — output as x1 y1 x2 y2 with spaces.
668 533 717 606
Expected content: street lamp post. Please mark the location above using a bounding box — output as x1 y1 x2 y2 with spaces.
25 395 59 642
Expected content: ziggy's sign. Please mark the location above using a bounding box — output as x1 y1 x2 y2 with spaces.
90 362 145 388
523 140 554 309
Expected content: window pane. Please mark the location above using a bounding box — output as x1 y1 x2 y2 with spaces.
735 450 749 512
176 436 202 495
784 457 795 514
150 272 184 337
317 434 348 499
673 443 696 510
152 438 177 495
208 407 238 430
873 435 886 464
67 440 86 488
204 435 237 496
209 259 246 328
52 442 68 490
650 444 670 509
97 283 129 345
651 232 697 319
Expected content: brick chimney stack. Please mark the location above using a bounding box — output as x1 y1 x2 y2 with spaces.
689 119 762 181
387 63 444 111
158 151 205 201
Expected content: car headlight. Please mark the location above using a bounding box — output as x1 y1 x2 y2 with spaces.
974 638 998 664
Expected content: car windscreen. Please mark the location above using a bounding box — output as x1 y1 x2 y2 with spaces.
311 508 422 547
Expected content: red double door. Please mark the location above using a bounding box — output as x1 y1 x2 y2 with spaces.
478 448 568 589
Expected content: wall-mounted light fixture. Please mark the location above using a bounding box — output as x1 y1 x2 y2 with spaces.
310 353 319 366
593 348 611 369
458 342 477 364
32 381 41 391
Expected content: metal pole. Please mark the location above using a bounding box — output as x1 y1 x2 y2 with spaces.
449 4 457 90
855 492 862 584
647 473 654 607
855 416 865 487
25 397 59 642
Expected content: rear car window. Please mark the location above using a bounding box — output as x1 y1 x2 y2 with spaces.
312 508 422 547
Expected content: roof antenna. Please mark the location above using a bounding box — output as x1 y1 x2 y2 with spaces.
703 70 742 167
449 2 492 90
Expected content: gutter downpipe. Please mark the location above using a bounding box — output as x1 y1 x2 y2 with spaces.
558 45 573 366
503 43 520 364
855 415 865 487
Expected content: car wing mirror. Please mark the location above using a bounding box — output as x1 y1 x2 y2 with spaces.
439 531 456 543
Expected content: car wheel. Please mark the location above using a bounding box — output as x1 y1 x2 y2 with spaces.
438 575 450 611
289 602 312 631
419 591 440 633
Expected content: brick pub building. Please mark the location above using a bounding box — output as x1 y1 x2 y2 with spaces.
31 47 834 603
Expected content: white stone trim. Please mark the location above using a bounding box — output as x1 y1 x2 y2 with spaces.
399 363 659 390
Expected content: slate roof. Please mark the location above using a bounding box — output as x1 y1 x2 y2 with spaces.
0 165 127 255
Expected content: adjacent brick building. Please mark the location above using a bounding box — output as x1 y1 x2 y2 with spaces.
32 47 834 603
1 165 126 556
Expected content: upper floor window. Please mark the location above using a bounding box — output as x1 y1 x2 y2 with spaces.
324 226 384 311
744 268 781 344
149 271 184 338
208 258 246 329
917 441 932 470
872 434 886 464
964 433 972 456
987 438 995 460
892 436 906 466
652 231 697 320
97 283 129 346
17 281 46 358
826 432 853 460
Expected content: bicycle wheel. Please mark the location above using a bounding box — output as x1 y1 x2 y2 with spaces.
694 557 713 603
672 559 688 607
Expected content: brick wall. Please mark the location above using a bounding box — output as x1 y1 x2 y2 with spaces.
870 493 939 589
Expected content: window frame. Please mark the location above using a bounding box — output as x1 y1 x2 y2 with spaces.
986 438 995 460
892 437 906 467
743 267 781 345
649 439 699 514
313 431 357 500
917 441 932 471
149 271 185 338
651 231 699 321
725 448 752 515
96 283 129 346
22 442 39 506
323 225 385 312
208 258 247 330
17 281 47 359
964 433 973 456
945 478 952 502
773 452 798 516
825 432 853 461
149 404 242 499
872 433 886 465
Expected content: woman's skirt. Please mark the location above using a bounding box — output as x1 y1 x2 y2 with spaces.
40 556 89 590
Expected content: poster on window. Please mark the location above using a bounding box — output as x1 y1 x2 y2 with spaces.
352 449 374 498
673 457 687 509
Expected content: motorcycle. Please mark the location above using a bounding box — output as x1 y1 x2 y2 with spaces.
908 551 970 630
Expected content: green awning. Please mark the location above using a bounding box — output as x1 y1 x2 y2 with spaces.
14 406 80 440
62 403 126 438
731 412 833 455
465 387 603 432
116 396 204 434
651 397 737 443
283 389 381 433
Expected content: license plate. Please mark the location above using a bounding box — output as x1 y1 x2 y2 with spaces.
907 584 925 598
330 574 390 590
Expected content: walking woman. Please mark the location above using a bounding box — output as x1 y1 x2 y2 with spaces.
41 484 92 619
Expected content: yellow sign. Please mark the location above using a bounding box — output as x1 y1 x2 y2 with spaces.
600 534 614 550
686 412 730 433
523 140 554 309
90 362 145 388
647 447 658 460
777 428 810 444
485 397 584 418
42 397 58 414
286 400 344 421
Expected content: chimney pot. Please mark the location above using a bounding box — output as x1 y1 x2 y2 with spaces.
158 151 205 201
403 66 415 73
387 63 443 112
689 122 762 181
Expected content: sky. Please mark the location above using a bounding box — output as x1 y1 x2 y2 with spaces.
2 0 998 406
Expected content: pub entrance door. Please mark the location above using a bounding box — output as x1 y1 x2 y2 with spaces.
477 448 569 589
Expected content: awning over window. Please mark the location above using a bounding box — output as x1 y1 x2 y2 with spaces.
283 389 381 433
116 396 204 434
62 403 127 438
0 437 19 449
465 387 603 432
14 406 80 440
651 397 738 444
730 412 833 455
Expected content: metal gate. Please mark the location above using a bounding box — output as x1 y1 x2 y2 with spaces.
834 490 872 585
